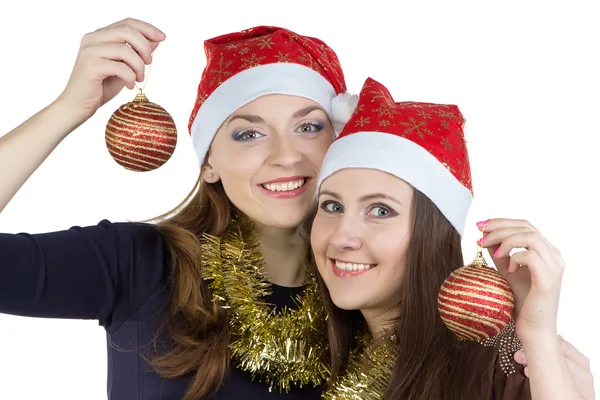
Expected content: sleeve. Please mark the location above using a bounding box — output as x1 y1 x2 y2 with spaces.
479 320 532 400
0 220 168 329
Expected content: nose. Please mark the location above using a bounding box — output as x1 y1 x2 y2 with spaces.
267 133 302 167
329 216 362 252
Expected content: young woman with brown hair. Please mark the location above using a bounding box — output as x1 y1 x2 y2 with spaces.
0 18 348 400
311 77 586 399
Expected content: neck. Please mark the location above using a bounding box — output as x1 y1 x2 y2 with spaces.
256 223 306 287
361 307 399 343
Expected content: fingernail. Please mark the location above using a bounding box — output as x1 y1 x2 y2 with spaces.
477 236 486 246
493 248 501 257
476 220 488 230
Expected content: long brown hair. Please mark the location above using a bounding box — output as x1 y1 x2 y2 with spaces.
147 175 237 399
316 190 497 399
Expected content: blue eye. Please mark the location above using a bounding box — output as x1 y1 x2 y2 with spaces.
232 129 265 142
366 204 395 218
321 200 343 213
295 121 325 135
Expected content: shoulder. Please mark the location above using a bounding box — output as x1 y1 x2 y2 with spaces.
476 320 531 399
68 219 166 250
477 320 524 378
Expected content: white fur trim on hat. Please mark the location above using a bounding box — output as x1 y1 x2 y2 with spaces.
317 131 473 236
190 63 336 165
330 92 359 135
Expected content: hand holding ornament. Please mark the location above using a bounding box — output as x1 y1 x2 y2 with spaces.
476 218 564 339
478 218 580 399
55 18 166 125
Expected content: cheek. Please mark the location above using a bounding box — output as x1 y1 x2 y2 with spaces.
310 215 335 258
310 217 327 253
370 227 411 272
300 135 334 166
217 148 268 183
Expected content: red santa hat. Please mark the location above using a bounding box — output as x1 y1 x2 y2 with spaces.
188 26 350 165
317 77 473 236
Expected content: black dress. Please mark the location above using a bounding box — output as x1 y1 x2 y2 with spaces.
0 220 322 399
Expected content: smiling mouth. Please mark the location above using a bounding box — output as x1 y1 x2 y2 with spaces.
260 177 309 192
331 258 377 278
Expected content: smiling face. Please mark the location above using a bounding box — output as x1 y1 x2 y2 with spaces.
202 94 335 229
311 168 415 315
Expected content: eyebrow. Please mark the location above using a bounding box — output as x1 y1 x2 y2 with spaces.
319 190 403 206
225 106 324 127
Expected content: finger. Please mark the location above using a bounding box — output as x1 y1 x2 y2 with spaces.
560 337 591 368
486 243 510 275
478 227 533 248
83 24 156 64
93 59 136 90
492 231 556 271
514 349 527 365
104 17 166 42
87 43 146 82
509 249 546 276
477 218 561 260
477 218 539 234
565 357 595 399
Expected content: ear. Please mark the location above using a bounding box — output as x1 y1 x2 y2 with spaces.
202 161 220 183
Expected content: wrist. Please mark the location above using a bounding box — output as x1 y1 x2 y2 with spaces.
520 332 562 358
516 321 557 342
47 97 91 137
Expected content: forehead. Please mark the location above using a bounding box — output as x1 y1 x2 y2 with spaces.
235 94 324 114
320 168 413 197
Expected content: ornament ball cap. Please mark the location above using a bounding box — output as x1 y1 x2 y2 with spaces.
134 89 148 103
471 250 488 268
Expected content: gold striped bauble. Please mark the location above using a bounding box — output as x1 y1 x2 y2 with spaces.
438 251 514 341
105 92 177 172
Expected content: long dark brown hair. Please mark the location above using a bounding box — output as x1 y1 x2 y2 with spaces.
147 175 237 399
315 190 497 399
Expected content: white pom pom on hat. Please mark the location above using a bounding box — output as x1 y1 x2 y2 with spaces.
331 91 359 135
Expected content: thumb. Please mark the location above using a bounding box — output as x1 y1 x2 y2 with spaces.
487 244 510 277
150 41 160 52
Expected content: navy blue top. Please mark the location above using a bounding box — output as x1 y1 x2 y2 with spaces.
0 220 322 399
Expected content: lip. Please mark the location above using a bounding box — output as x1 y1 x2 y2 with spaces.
330 258 375 278
260 175 310 185
258 177 312 199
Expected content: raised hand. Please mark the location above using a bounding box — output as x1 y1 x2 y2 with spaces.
476 218 564 338
57 18 166 122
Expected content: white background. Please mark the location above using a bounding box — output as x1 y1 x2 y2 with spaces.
0 1 598 398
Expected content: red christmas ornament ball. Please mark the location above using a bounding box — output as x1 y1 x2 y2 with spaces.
105 92 177 172
438 253 515 341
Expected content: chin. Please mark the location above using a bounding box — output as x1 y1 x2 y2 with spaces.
329 288 366 311
263 206 312 230
269 215 306 230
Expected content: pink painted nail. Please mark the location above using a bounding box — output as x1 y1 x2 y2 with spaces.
476 220 488 230
493 248 501 257
477 236 486 246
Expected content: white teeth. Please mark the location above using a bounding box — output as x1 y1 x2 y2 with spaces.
262 179 305 192
334 260 374 271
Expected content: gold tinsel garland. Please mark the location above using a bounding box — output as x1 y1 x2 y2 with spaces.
322 334 397 400
200 216 329 392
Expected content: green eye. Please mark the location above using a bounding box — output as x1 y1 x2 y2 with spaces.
367 205 392 217
321 201 343 213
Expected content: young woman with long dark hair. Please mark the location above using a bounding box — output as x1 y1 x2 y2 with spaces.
311 77 586 399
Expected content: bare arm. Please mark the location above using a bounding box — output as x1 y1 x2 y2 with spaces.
0 18 165 213
0 100 84 212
